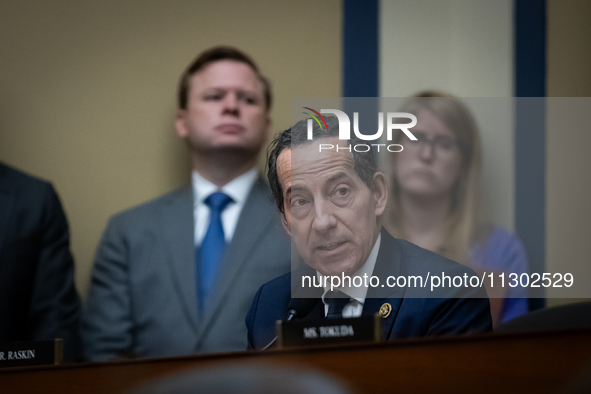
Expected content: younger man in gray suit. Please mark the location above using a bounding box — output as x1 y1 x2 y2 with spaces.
82 47 291 360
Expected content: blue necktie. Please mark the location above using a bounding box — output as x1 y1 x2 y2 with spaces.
197 192 233 312
325 291 350 319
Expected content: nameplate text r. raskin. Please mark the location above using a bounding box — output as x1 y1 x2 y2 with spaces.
0 339 62 368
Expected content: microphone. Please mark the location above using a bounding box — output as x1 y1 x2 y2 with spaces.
286 296 321 322
261 287 322 350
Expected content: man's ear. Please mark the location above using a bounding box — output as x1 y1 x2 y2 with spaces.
372 172 388 217
174 109 188 138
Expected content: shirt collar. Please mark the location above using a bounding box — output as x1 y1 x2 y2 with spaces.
192 168 258 206
319 233 382 304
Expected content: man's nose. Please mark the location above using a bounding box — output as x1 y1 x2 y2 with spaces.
311 200 337 233
222 92 239 115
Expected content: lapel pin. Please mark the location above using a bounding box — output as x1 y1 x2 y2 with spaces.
379 303 392 318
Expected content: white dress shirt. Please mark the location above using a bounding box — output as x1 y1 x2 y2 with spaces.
192 169 258 246
319 233 382 318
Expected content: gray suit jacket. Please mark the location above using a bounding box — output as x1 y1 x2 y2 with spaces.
82 179 291 360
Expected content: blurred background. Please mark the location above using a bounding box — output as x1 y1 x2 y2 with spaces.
0 0 589 307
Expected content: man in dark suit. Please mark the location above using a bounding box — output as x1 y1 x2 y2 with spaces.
0 163 81 361
82 47 291 360
246 116 492 349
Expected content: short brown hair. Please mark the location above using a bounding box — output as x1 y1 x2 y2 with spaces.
267 116 378 214
177 46 272 112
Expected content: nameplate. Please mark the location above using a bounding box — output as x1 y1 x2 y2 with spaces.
276 314 381 348
0 339 62 369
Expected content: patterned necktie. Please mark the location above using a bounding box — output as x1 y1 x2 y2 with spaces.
197 192 233 313
325 291 350 319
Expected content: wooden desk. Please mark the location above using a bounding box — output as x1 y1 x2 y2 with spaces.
1 329 590 393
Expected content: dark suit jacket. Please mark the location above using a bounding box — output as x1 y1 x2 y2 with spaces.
246 229 492 350
0 163 81 360
82 178 291 360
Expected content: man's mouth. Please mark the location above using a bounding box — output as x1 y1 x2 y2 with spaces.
317 241 346 251
216 124 245 133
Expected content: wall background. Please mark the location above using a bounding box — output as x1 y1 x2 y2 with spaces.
380 0 590 305
0 0 342 298
546 0 591 304
380 0 515 233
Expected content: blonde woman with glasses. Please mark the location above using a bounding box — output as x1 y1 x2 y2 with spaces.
385 91 528 326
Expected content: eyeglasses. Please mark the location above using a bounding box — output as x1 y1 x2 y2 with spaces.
404 131 457 157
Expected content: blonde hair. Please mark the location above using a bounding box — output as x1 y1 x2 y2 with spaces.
386 90 488 263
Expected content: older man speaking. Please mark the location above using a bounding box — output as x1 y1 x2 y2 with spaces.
246 116 492 350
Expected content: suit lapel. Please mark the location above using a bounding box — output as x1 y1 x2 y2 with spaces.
306 299 325 320
292 266 324 320
161 186 201 334
362 229 406 340
0 165 15 257
197 179 276 337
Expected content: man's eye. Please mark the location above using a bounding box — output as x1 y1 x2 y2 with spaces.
337 188 349 196
292 199 308 207
240 95 258 105
204 95 222 101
